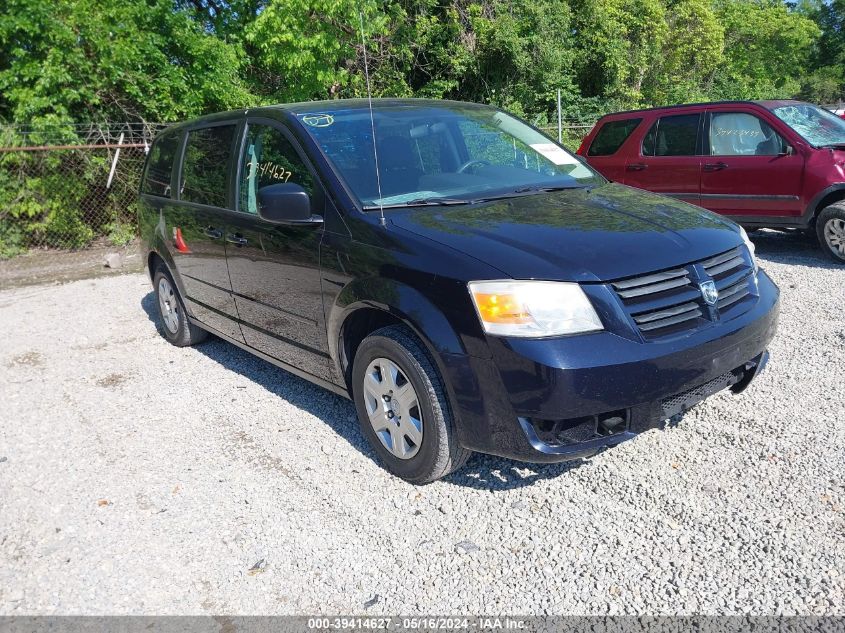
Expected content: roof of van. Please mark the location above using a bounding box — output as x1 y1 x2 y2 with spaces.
163 98 491 130
278 98 487 113
597 99 806 120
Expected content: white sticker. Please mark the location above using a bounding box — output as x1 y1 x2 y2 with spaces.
530 143 578 166
302 113 334 128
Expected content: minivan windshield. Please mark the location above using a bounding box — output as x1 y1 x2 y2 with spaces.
770 103 845 148
296 102 602 208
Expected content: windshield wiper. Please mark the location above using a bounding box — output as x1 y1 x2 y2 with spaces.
480 184 586 201
363 197 476 210
818 143 845 149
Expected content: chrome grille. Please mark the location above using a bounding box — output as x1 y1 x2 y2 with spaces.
611 246 755 339
633 301 703 332
612 268 691 299
718 278 751 310
702 247 745 278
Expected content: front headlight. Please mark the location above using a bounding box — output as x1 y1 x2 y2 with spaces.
739 226 758 273
467 280 603 337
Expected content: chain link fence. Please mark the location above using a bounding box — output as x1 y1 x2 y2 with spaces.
0 119 593 285
0 123 166 284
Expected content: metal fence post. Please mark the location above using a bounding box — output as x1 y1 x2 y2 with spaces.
106 132 124 190
557 89 562 144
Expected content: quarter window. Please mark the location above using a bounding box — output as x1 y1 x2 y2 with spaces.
588 118 642 156
239 124 315 215
709 112 783 156
642 114 700 157
179 125 236 208
142 132 180 197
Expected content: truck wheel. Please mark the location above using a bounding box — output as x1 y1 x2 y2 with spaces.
816 202 845 263
153 266 208 347
351 325 471 484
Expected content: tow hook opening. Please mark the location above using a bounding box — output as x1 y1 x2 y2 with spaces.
597 413 627 437
730 351 770 394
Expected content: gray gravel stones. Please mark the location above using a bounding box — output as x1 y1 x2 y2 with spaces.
0 229 843 615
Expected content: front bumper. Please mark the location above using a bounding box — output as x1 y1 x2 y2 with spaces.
444 270 780 463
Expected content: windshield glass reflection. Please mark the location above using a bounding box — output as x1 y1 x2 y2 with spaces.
297 103 603 209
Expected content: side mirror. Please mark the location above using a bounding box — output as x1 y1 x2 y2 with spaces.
780 145 795 157
257 183 322 224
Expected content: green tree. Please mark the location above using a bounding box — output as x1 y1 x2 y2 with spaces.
712 0 820 99
799 0 845 102
0 0 254 126
645 0 726 104
572 0 668 106
245 0 390 102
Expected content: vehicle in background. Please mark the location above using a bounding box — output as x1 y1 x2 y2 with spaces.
140 99 779 483
577 100 845 262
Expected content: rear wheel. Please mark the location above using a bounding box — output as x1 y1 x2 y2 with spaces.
351 325 471 483
153 267 208 347
816 202 845 263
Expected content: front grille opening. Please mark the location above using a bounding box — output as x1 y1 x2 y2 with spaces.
702 247 745 280
612 268 692 300
718 276 753 316
529 410 629 446
661 370 743 419
632 300 703 332
610 246 755 340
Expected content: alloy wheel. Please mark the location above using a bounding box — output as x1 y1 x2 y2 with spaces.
362 358 423 459
823 217 845 258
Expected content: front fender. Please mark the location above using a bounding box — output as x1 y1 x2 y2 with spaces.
328 276 467 369
807 182 845 221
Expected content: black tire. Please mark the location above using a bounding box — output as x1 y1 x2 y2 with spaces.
152 266 208 347
351 325 472 483
815 202 845 263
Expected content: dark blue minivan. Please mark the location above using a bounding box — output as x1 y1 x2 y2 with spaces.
140 99 779 483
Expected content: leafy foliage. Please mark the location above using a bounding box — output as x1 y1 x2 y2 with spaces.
0 0 840 254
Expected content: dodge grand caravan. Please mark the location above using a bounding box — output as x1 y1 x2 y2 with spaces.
140 99 779 483
577 100 845 263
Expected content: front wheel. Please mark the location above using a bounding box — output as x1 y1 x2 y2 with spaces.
816 202 845 263
351 325 471 484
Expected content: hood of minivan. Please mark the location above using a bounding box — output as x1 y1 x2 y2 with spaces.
389 183 743 282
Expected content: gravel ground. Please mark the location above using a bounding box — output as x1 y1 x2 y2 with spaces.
0 229 843 615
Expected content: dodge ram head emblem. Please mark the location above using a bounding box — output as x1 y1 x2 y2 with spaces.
700 280 719 306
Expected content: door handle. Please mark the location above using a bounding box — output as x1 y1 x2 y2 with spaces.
226 233 248 246
703 161 729 172
627 163 648 171
203 226 223 239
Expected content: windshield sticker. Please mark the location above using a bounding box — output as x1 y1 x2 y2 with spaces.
530 143 577 166
302 113 335 128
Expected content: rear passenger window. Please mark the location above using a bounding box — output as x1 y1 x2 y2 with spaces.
710 112 783 156
642 114 700 157
179 125 237 208
588 118 642 156
142 133 180 197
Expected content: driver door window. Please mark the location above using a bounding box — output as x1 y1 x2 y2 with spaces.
709 112 784 156
239 124 315 214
